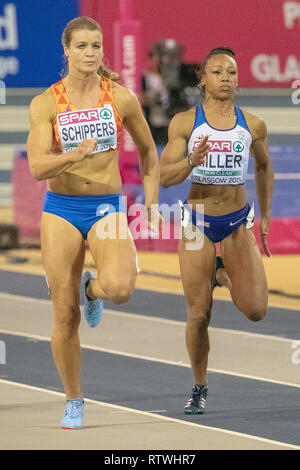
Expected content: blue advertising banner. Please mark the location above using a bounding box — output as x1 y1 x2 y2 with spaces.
0 0 79 87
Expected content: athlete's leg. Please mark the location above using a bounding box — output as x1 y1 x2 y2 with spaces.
220 224 268 321
41 212 85 400
86 212 138 304
179 234 216 385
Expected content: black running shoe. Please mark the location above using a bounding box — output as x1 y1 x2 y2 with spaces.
213 256 225 288
184 385 208 414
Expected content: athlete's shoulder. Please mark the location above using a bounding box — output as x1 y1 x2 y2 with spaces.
111 80 137 102
240 107 267 140
173 107 196 121
111 80 142 118
29 87 56 122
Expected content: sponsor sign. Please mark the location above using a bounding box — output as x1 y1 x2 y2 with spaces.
0 1 79 87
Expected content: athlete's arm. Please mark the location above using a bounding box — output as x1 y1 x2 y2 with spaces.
159 113 209 188
27 92 97 181
249 114 274 257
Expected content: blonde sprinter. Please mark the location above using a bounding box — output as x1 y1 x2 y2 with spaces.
27 16 162 428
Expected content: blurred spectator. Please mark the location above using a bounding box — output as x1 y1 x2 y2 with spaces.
142 39 201 145
141 45 170 145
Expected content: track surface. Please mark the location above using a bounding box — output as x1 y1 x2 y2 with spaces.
0 264 299 450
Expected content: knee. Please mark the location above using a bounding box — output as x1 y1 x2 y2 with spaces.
54 307 81 338
101 276 135 304
111 285 133 304
187 303 212 331
50 288 81 336
240 301 267 322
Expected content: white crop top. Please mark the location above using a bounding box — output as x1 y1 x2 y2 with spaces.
187 105 252 185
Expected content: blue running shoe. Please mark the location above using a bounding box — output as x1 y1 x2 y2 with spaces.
61 398 84 429
81 271 103 328
184 385 208 414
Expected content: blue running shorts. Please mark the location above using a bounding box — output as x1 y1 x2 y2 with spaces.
43 191 126 239
179 201 254 243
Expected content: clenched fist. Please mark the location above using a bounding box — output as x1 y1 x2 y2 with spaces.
70 138 98 162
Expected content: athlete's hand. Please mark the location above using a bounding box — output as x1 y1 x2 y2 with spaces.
71 138 98 162
260 215 271 257
188 135 210 167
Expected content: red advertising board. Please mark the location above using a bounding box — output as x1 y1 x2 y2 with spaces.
81 0 300 88
113 0 142 183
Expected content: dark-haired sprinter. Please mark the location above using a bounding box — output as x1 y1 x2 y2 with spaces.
160 47 274 414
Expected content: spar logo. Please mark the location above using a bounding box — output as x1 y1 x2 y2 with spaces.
233 141 244 152
193 140 232 152
58 109 100 126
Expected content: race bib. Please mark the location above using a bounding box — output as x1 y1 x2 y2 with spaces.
190 141 247 185
56 104 118 153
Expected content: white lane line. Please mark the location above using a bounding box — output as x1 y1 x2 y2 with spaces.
105 309 296 344
1 328 300 389
247 173 300 180
0 284 300 314
0 292 52 305
0 378 299 450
